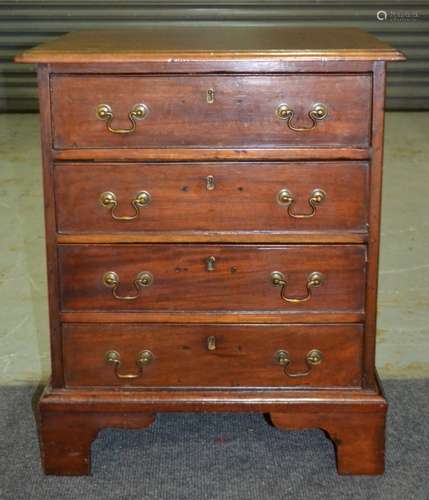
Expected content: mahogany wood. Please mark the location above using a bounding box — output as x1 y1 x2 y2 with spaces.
58 244 366 314
364 61 387 388
15 27 405 63
39 411 155 475
52 147 370 162
37 65 64 387
41 60 378 75
51 74 371 149
62 323 363 388
56 232 368 245
15 27 403 476
37 379 387 475
39 377 388 413
60 311 366 324
270 408 386 475
55 162 368 234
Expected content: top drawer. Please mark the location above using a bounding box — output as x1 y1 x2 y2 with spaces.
51 74 372 150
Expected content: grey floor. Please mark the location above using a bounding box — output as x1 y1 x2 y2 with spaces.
0 380 428 500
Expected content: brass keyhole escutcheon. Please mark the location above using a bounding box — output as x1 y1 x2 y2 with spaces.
207 89 215 104
207 336 216 351
206 175 216 191
206 256 216 272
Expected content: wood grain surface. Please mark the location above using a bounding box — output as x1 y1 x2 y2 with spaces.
62 323 363 388
15 27 405 63
55 162 369 234
58 244 366 314
51 74 371 149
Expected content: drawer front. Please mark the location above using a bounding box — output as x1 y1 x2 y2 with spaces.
63 323 363 388
59 244 366 314
51 75 371 149
55 162 368 234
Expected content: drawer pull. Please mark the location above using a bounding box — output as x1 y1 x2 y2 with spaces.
99 191 151 221
96 103 149 134
276 102 327 131
270 271 325 303
277 188 326 218
103 271 153 301
105 350 153 379
274 349 323 377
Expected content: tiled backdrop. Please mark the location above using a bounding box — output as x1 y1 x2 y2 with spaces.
0 112 428 384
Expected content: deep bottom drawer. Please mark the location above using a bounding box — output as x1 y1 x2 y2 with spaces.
63 323 363 388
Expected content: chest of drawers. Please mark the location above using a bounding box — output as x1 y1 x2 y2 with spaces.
16 27 405 476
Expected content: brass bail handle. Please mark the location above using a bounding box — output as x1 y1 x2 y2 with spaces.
276 102 327 132
99 190 151 221
103 271 153 301
105 350 153 379
274 349 323 377
271 271 325 303
277 188 326 219
96 103 149 134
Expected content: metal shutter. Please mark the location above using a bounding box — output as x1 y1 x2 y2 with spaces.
1 0 428 111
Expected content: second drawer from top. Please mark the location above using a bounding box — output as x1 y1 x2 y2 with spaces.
55 161 369 235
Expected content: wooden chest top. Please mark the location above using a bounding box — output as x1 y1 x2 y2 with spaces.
16 27 404 63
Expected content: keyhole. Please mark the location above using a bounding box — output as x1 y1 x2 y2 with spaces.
206 175 215 191
207 336 216 351
207 89 215 104
206 256 216 272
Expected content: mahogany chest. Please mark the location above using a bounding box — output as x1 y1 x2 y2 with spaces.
16 27 405 475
